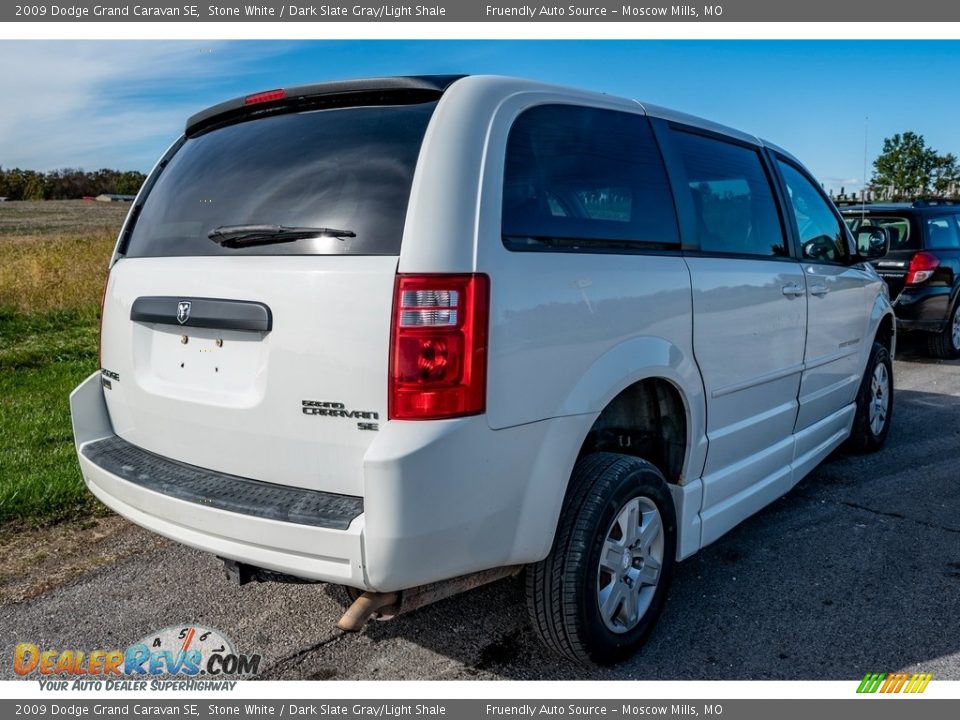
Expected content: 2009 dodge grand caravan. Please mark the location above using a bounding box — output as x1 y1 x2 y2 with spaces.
71 75 895 665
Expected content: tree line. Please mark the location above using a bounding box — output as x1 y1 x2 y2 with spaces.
869 131 959 201
0 167 147 201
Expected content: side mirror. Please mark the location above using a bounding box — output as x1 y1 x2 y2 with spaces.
803 236 837 261
855 226 890 259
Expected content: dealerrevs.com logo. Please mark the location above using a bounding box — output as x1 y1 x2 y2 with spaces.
14 625 261 691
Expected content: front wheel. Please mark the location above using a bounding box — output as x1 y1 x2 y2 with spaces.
845 340 893 453
525 453 676 665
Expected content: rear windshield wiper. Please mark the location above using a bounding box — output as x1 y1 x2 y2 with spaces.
208 224 356 248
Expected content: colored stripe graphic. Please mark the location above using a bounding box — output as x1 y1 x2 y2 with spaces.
857 672 932 693
882 672 908 693
857 673 886 693
905 673 933 693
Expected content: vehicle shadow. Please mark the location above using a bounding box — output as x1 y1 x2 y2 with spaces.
339 385 960 680
895 331 960 365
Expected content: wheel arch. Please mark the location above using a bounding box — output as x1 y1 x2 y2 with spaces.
866 290 896 362
874 308 895 355
555 335 707 485
520 336 707 564
575 377 689 487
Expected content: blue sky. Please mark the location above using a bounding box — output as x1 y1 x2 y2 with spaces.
1 40 958 194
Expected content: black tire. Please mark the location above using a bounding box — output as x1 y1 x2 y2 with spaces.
926 301 960 359
845 341 893 453
525 452 676 665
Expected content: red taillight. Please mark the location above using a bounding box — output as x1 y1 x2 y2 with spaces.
97 271 110 368
243 88 285 106
389 274 489 420
906 252 940 285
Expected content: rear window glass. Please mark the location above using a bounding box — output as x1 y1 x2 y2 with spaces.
502 104 678 251
123 102 436 257
843 215 916 251
926 216 960 250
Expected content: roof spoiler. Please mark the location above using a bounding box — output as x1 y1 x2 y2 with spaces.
185 74 467 137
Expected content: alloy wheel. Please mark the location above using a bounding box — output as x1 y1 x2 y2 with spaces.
869 362 890 436
596 496 664 634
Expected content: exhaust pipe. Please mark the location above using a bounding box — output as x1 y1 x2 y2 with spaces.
336 565 522 632
336 592 400 632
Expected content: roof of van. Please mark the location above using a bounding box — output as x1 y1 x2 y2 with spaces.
185 74 774 152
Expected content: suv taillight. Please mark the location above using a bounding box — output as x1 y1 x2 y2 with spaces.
906 252 940 285
389 274 489 420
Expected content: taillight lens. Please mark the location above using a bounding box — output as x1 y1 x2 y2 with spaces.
97 271 110 368
906 252 940 285
389 274 489 420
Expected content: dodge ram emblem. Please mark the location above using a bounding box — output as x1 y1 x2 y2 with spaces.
176 301 192 325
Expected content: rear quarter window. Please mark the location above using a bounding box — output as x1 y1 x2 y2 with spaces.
122 102 437 257
501 104 678 252
926 216 960 250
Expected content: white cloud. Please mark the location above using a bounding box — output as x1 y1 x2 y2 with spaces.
0 41 283 171
820 176 866 194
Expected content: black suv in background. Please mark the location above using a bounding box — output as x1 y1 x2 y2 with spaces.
843 200 960 358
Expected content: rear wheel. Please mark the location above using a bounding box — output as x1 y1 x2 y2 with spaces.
525 453 676 665
926 301 960 359
845 341 893 453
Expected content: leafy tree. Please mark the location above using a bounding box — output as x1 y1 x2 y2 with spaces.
22 172 48 200
116 171 146 196
2 168 28 200
872 132 959 200
932 153 960 197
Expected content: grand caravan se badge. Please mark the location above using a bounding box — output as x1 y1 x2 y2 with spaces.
302 400 379 431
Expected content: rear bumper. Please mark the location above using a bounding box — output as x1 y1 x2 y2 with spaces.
895 286 953 332
71 371 594 593
81 435 363 530
70 373 366 586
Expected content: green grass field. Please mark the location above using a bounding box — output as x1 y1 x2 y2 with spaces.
0 201 127 526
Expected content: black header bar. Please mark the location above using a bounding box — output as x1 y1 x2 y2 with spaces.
5 1 960 23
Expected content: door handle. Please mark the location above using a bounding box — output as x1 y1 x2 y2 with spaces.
781 284 805 297
809 284 829 297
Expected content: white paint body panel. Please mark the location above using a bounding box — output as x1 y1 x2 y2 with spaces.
101 255 397 497
72 75 894 592
795 262 873 431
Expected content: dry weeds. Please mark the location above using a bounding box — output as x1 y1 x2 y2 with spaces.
0 201 122 314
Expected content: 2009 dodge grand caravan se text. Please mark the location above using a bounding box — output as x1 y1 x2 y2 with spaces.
70 75 895 665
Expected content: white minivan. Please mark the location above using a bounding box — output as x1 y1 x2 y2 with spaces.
71 75 894 665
